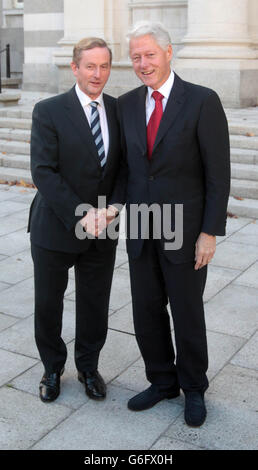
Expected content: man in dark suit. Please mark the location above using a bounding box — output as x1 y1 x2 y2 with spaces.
28 37 120 403
108 22 230 426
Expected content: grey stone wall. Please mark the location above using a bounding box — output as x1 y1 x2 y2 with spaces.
0 0 24 79
24 0 63 14
22 0 64 92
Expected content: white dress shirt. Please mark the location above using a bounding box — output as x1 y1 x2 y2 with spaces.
146 70 175 125
75 83 109 157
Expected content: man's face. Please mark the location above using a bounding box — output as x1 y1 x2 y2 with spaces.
129 34 172 90
71 47 111 99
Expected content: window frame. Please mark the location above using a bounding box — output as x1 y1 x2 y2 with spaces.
13 0 24 9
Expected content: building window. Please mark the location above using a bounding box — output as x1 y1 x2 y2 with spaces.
14 0 23 8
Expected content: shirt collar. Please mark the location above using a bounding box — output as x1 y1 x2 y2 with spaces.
75 83 104 108
147 70 175 102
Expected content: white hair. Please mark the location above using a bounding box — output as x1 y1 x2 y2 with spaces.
127 21 172 50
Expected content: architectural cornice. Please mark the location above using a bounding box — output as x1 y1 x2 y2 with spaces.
128 1 187 9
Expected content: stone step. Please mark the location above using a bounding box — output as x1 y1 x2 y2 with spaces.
230 148 258 165
0 166 257 218
0 116 32 130
1 159 257 184
1 78 22 89
0 166 33 184
0 128 30 143
230 178 258 199
0 136 256 157
0 107 33 119
0 154 30 170
231 163 258 181
228 195 258 219
1 157 256 184
229 122 258 137
230 134 258 151
0 139 30 155
7 155 258 182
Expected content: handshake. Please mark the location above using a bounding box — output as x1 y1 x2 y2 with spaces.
79 205 118 237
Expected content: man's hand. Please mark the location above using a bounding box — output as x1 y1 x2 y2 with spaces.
194 232 216 270
80 208 98 237
79 206 118 238
95 205 118 237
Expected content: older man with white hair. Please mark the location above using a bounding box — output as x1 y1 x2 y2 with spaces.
109 21 230 426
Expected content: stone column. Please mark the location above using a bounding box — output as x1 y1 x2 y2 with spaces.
54 0 106 92
23 0 64 92
174 0 258 107
104 0 128 62
129 0 187 58
107 0 188 97
249 0 258 50
62 0 105 41
54 0 189 97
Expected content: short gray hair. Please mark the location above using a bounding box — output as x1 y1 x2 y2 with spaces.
127 21 171 50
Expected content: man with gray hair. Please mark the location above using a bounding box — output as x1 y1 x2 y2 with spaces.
109 21 230 426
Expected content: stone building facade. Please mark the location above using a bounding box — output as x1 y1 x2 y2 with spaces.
1 0 258 107
0 0 24 78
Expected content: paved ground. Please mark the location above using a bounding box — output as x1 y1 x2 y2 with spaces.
0 183 257 450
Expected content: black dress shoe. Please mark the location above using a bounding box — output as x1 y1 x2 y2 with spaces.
184 391 207 427
39 368 64 403
78 370 106 400
128 384 180 411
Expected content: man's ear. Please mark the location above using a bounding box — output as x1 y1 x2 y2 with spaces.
70 61 78 76
167 44 173 62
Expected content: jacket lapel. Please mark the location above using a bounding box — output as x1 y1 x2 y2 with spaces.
64 86 102 169
134 86 148 154
102 93 114 175
152 73 186 154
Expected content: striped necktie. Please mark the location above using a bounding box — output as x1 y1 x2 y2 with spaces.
90 101 106 168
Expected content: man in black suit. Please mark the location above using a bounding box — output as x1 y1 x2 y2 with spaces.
108 22 230 426
28 38 120 403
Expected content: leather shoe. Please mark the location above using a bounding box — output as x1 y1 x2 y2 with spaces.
184 391 207 427
78 370 106 400
128 384 180 411
39 368 64 402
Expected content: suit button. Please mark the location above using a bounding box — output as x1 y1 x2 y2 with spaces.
149 176 154 181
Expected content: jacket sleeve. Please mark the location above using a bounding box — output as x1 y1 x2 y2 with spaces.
30 101 84 231
197 90 231 236
108 99 128 210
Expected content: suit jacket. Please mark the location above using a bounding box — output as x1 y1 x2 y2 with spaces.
28 85 121 253
110 73 231 263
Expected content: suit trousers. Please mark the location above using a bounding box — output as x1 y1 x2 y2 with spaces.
128 237 209 393
31 242 116 374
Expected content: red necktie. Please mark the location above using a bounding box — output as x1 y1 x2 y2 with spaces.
147 91 164 160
